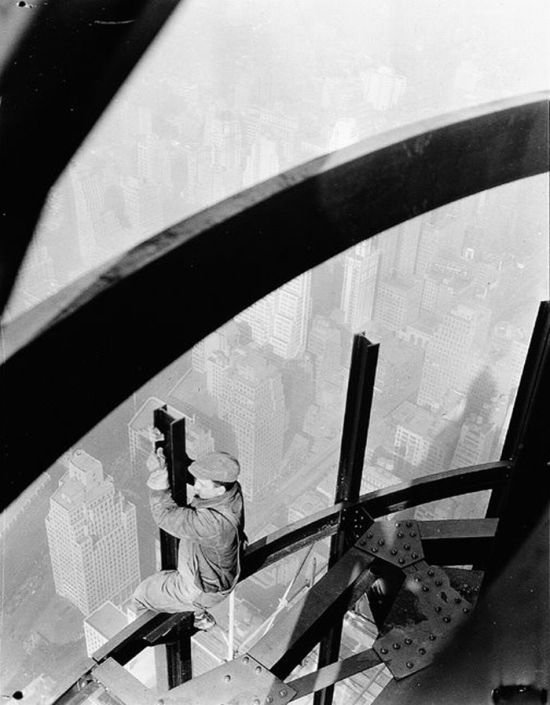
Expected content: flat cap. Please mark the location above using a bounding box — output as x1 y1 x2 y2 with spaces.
189 452 240 482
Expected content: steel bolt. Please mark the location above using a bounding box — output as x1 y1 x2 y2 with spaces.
243 656 250 664
253 700 261 705
395 522 401 527
372 547 378 553
414 576 421 582
418 647 426 655
267 698 273 704
409 531 417 538
398 558 405 565
381 647 388 654
224 675 231 683
255 666 262 674
435 606 442 613
404 638 412 645
378 538 385 546
392 643 401 650
406 522 413 528
404 543 411 551
390 548 398 556
429 634 436 641
397 531 405 538
443 616 451 623
422 586 429 592
406 661 414 669
427 569 435 577
463 607 470 614
411 552 419 559
280 690 287 697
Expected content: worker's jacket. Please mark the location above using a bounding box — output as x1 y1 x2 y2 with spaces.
149 482 246 594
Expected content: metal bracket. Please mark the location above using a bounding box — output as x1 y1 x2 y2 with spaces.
372 564 478 679
162 654 297 705
355 519 424 568
342 504 374 546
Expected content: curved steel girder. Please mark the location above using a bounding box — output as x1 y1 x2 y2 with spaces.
0 0 183 314
1 94 549 511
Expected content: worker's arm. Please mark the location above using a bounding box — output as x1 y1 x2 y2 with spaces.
145 452 217 540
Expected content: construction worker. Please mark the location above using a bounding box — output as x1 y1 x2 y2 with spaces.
131 446 246 631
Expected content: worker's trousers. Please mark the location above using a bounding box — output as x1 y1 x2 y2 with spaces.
131 562 227 616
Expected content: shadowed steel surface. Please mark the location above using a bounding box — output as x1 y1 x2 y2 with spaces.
1 95 548 512
93 659 156 705
315 334 378 705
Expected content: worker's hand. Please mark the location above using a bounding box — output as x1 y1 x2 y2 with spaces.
147 468 170 491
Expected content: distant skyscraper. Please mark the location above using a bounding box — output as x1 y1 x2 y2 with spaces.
237 273 311 359
417 304 491 410
46 450 140 616
340 241 379 332
217 348 286 501
451 414 497 469
307 314 343 402
374 276 422 332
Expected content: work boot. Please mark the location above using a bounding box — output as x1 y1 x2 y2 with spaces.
193 610 216 631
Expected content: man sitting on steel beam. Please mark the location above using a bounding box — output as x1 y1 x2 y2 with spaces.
131 448 246 631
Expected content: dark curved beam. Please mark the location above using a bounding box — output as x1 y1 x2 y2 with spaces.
1 95 548 510
0 0 184 314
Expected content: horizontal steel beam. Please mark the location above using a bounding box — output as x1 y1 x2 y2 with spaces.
2 95 548 511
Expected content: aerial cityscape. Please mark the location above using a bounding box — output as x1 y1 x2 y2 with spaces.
1 0 549 704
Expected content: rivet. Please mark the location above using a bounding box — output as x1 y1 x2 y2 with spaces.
435 580 443 587
418 647 426 655
414 576 421 582
157 700 164 705
443 616 451 623
224 675 231 683
422 586 429 592
411 552 419 559
427 569 435 577
404 544 411 550
406 661 414 669
367 532 373 539
392 643 401 650
395 522 401 527
409 532 417 537
360 539 367 546
397 531 405 538
435 606 442 613
253 700 261 705
267 698 273 704
381 648 388 654
372 547 378 553
463 607 470 614
429 634 436 641
406 522 413 528
378 538 385 546
390 549 398 555
255 666 262 674
398 558 405 564
404 638 412 645
454 597 462 604
243 656 250 664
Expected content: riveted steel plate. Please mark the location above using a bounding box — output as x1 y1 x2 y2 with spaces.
355 519 424 568
372 564 479 679
162 653 296 705
344 505 374 545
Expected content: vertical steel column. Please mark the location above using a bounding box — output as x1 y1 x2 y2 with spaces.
484 301 550 581
313 334 379 705
153 407 193 688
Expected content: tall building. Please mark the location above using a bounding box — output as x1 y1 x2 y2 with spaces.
216 348 287 501
307 314 343 402
46 450 140 616
417 304 492 410
340 241 379 332
237 272 311 359
374 276 422 332
450 413 497 469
